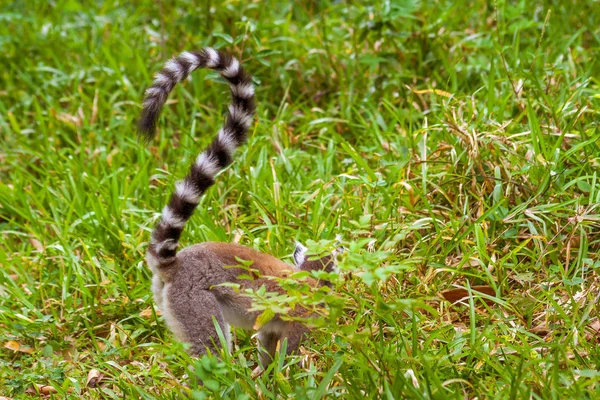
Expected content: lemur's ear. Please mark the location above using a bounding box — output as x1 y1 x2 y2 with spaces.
293 242 308 267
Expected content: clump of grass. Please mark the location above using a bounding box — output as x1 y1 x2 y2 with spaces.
1 0 599 398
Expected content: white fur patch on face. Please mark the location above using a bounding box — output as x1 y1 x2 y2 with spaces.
204 47 220 68
175 180 201 204
222 57 240 78
231 82 255 99
293 242 307 267
161 206 186 228
217 128 237 156
228 104 253 129
164 59 185 82
179 51 200 69
195 152 220 178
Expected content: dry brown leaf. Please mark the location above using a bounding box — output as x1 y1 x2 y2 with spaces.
4 340 34 354
106 148 119 167
91 88 99 125
585 320 600 341
4 340 19 351
251 365 264 379
397 181 415 206
56 112 82 128
440 285 497 305
232 229 244 244
60 343 77 361
529 324 550 337
413 88 453 98
86 368 105 388
0 396 14 400
25 384 57 395
39 385 57 395
29 238 44 252
139 307 154 318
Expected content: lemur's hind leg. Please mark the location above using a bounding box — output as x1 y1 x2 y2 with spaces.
256 322 309 370
164 287 230 357
282 322 309 358
257 331 280 369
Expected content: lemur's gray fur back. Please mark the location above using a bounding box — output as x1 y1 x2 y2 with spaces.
139 48 256 270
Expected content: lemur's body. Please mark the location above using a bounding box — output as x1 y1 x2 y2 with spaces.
139 48 336 367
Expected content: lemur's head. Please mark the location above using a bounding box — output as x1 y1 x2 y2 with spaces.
293 243 343 287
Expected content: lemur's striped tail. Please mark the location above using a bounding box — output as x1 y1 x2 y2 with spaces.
140 48 256 269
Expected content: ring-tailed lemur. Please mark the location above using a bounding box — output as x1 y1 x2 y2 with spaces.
138 48 338 369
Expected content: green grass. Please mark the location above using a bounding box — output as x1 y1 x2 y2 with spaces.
1 0 600 398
